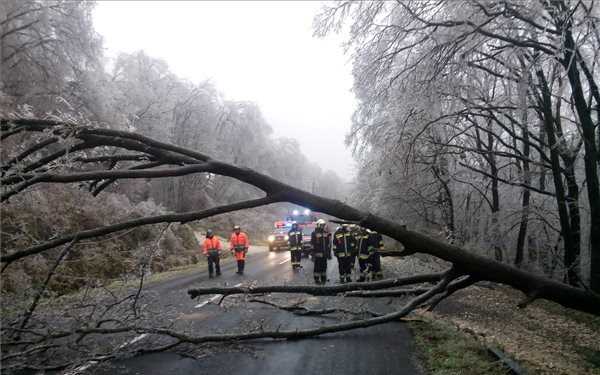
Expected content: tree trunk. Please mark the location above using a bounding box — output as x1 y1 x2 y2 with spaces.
559 6 600 292
488 126 503 262
515 121 531 268
2 119 599 316
536 69 577 285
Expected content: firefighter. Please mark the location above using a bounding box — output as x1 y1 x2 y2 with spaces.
310 219 331 284
230 225 250 274
356 227 374 282
368 229 384 279
287 222 303 270
333 224 355 283
202 229 222 278
347 224 359 270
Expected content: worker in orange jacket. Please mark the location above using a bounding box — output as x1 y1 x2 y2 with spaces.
230 225 250 274
203 229 222 278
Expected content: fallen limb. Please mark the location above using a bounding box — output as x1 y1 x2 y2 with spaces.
342 287 430 298
3 119 599 315
160 269 461 342
187 273 444 299
248 298 382 317
421 275 479 311
1 196 280 266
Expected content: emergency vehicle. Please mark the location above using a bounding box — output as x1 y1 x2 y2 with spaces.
269 221 292 252
269 209 318 256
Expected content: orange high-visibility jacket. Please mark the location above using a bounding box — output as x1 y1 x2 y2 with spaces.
230 232 250 260
203 236 222 255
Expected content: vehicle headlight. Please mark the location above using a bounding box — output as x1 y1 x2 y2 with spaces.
268 235 274 242
284 235 289 241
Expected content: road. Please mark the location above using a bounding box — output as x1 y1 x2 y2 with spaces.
91 245 424 375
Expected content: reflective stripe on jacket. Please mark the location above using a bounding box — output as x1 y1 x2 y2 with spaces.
356 232 370 256
288 229 303 250
203 236 222 255
230 232 250 250
310 229 331 257
333 230 355 257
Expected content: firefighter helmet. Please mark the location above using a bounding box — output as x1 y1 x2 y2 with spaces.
206 229 213 236
233 225 241 231
316 219 326 227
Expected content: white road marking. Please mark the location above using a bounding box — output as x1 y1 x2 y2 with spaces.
194 294 222 308
64 362 98 375
118 333 148 349
194 283 243 308
66 334 149 375
278 258 291 265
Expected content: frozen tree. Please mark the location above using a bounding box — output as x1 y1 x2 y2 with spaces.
315 0 599 290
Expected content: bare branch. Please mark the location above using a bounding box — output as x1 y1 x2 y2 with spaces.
1 196 280 266
187 273 445 299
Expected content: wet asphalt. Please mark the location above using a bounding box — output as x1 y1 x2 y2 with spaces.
91 246 424 375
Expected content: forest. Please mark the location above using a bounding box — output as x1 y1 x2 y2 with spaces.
1 0 599 374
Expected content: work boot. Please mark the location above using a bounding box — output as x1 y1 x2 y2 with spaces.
209 274 214 278
216 272 221 276
357 277 365 282
314 278 321 284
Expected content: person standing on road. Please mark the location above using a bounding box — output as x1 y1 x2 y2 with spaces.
287 222 303 270
368 229 384 280
356 227 372 282
333 224 355 283
348 224 359 270
202 229 222 278
310 219 331 284
230 225 250 274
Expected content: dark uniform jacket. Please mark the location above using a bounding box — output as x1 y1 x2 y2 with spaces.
369 231 384 251
287 227 303 250
356 230 371 258
310 227 331 259
333 228 355 257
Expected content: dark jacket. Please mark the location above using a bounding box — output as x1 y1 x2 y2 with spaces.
310 227 331 259
287 227 303 250
333 227 355 257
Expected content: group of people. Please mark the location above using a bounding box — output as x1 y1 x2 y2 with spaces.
200 220 384 284
201 225 249 277
289 219 384 284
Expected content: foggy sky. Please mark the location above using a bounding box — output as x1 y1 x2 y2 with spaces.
93 1 357 181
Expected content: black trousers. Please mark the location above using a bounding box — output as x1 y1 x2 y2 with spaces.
313 255 328 282
237 259 245 273
290 249 302 267
336 255 352 282
349 252 357 269
207 254 220 275
370 252 382 279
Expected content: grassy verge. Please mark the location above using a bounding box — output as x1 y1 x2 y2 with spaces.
408 320 506 375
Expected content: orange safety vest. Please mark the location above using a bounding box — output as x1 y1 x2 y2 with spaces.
230 232 250 260
203 236 222 255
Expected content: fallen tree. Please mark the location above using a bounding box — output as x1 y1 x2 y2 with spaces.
1 118 599 372
3 119 598 314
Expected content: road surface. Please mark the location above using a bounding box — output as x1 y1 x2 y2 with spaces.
90 245 424 375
